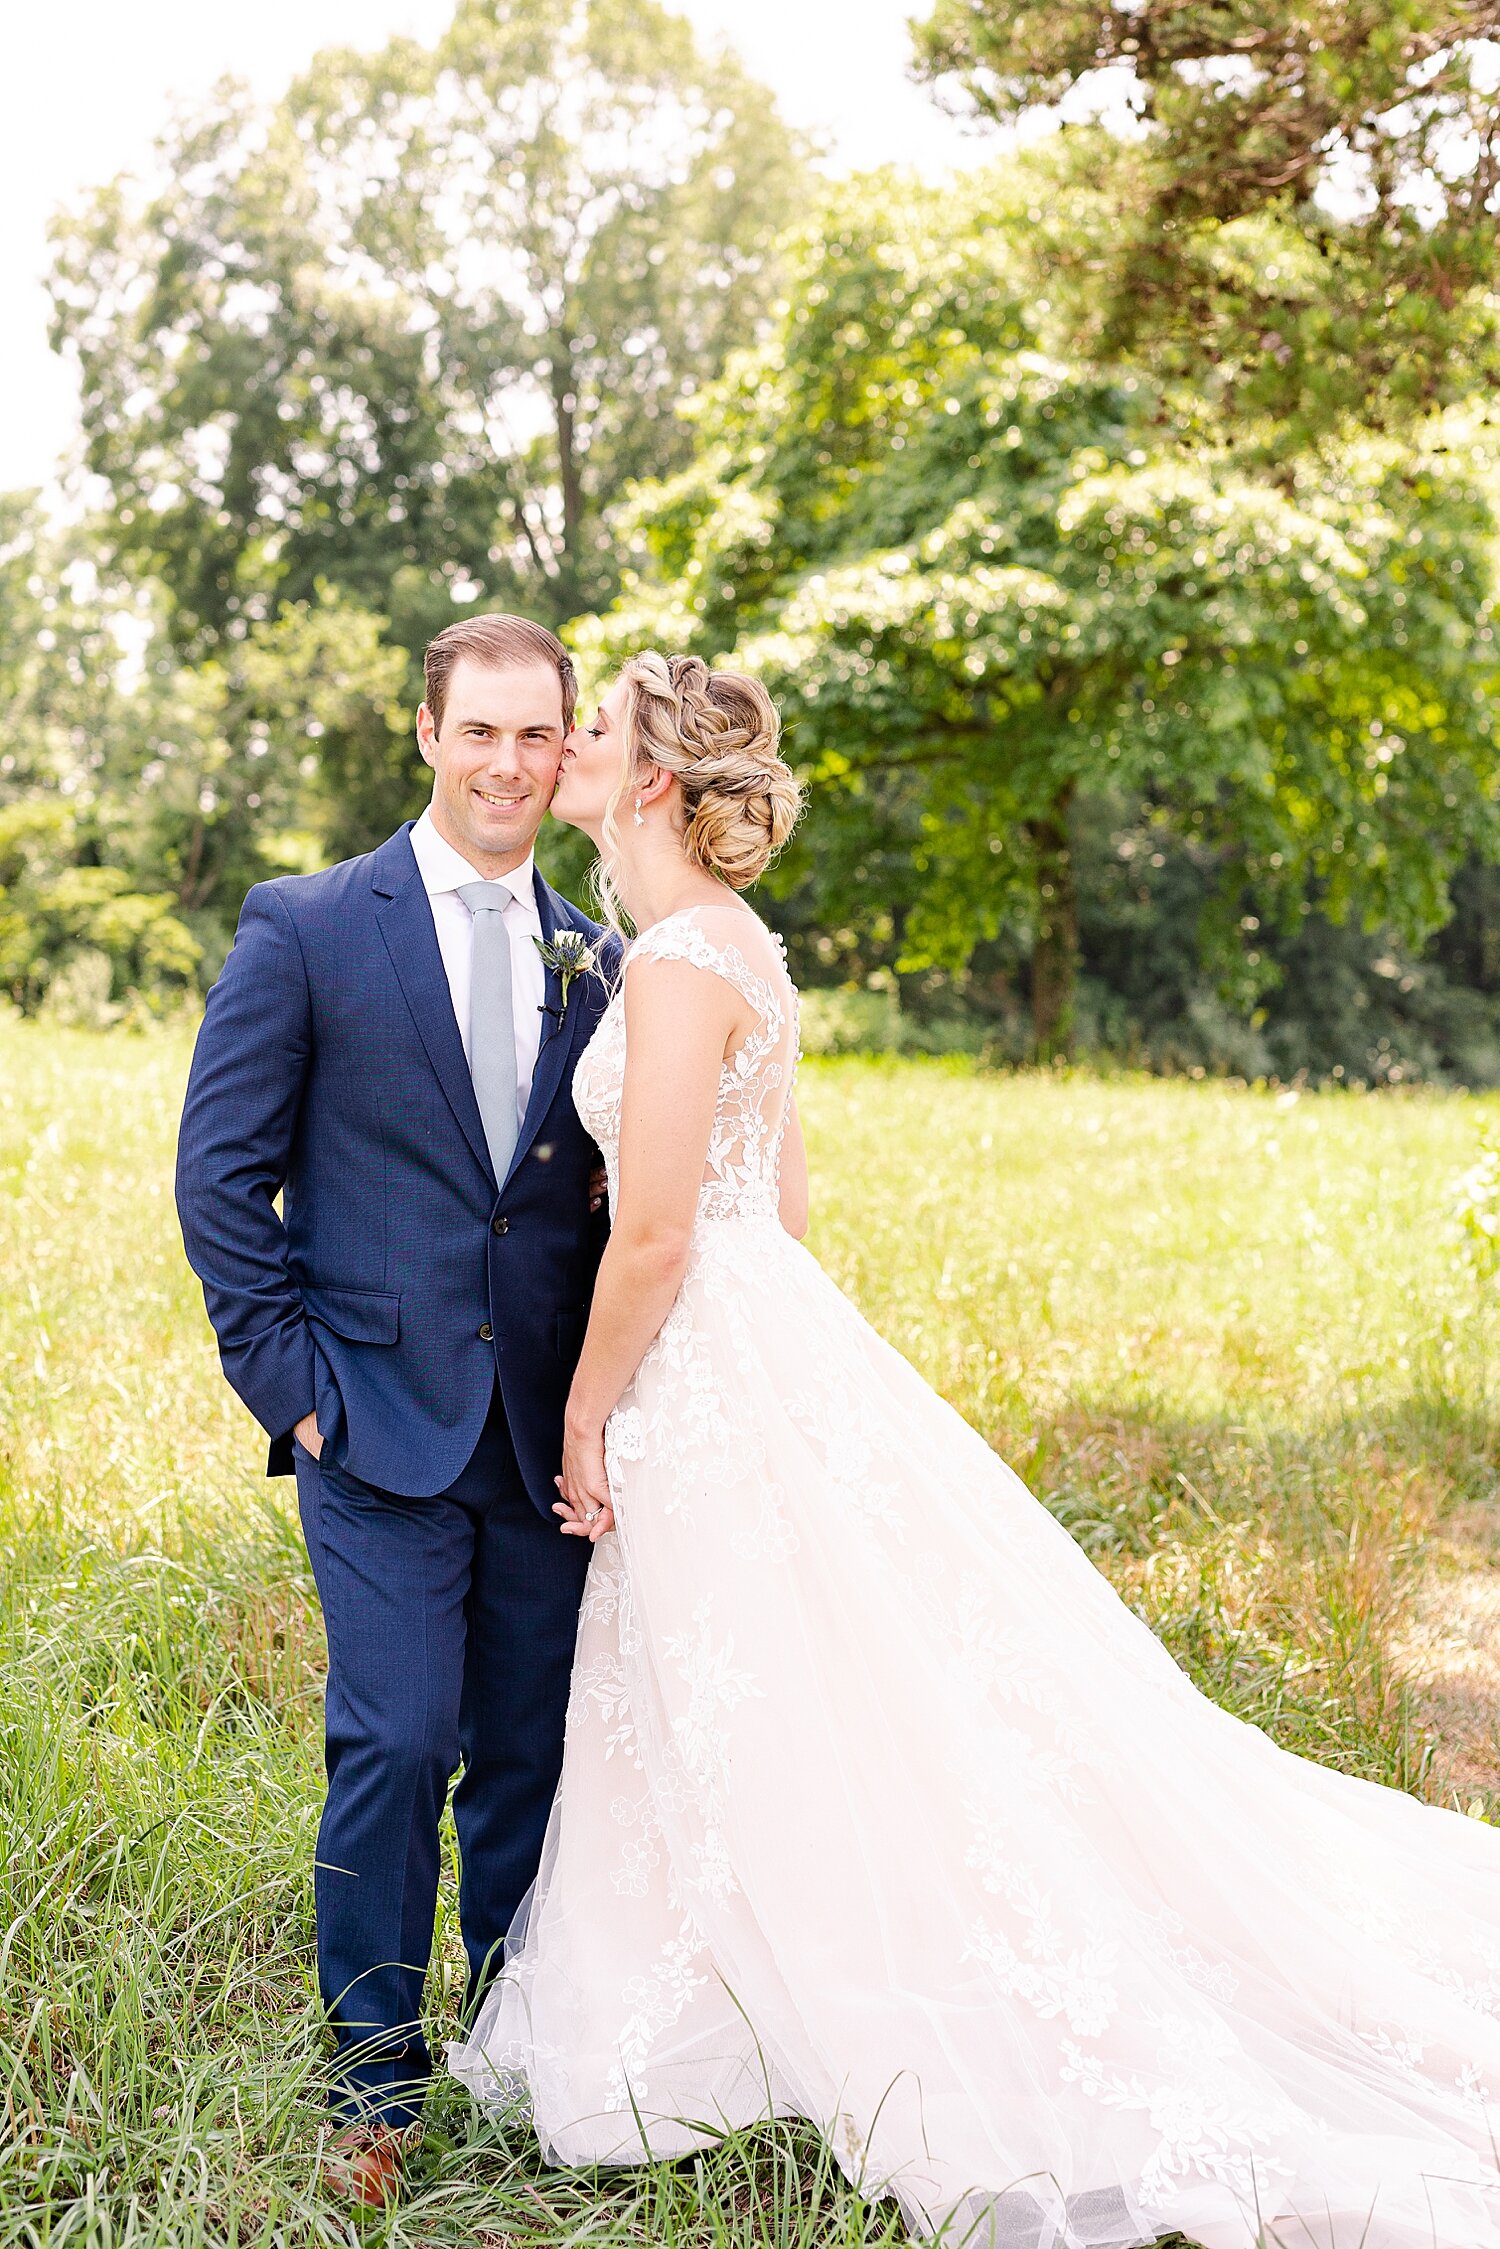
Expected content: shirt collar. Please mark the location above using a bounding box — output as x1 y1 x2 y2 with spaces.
410 807 540 924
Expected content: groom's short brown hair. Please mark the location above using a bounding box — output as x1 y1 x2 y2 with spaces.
423 614 578 733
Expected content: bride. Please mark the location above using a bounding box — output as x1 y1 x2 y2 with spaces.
450 651 1500 2249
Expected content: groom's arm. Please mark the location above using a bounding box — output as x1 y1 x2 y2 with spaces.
174 883 318 1452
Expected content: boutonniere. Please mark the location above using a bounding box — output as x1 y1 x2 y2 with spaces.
534 929 600 1025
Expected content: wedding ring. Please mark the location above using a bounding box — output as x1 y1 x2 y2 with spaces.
585 1508 599 1522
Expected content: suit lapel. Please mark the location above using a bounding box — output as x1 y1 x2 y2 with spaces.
371 826 497 1191
505 872 587 1187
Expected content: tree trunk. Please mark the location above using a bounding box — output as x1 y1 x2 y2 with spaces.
1027 782 1078 1061
550 338 584 610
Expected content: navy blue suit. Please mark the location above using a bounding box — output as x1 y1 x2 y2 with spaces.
175 822 616 2126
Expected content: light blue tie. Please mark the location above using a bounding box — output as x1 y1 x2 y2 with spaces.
458 882 520 1184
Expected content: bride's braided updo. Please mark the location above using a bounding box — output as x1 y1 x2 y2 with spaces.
617 652 801 889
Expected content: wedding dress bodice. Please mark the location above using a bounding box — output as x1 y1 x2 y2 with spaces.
571 906 798 1228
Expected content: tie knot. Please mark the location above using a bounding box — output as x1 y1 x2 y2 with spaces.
458 880 513 916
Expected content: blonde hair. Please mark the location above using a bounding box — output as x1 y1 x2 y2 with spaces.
597 652 801 929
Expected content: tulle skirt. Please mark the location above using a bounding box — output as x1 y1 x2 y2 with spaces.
450 1212 1500 2248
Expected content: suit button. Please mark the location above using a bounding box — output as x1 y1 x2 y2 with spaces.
491 1216 509 1236
478 1323 494 1343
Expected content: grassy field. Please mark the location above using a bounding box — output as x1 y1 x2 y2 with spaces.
1 1017 1497 2247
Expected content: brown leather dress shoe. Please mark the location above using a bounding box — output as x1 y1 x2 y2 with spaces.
324 2122 411 2208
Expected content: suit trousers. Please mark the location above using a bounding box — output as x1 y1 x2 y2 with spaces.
294 1384 590 2129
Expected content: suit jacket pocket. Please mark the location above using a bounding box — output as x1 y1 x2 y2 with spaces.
556 1308 587 1363
303 1284 401 1345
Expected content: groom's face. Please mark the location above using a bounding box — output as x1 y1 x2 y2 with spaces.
417 657 566 872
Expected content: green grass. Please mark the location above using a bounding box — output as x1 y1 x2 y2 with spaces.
0 1020 1496 2246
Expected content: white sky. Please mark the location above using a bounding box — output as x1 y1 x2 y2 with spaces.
0 0 998 498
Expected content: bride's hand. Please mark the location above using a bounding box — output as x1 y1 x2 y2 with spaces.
555 1421 615 1542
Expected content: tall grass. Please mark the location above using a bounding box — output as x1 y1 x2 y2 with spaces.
0 1022 1494 2246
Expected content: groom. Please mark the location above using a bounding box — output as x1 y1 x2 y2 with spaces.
175 612 615 2202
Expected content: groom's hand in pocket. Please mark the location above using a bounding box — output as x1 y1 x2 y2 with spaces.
293 1410 324 1460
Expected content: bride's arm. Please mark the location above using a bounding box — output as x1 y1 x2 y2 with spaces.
555 954 746 1540
778 1098 808 1240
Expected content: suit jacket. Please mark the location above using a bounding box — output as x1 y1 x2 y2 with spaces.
175 822 617 1511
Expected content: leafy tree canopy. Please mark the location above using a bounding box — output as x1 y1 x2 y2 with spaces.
0 498 413 1010
914 0 1500 445
579 172 1500 1049
47 0 806 657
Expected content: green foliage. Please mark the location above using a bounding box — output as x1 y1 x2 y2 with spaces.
1061 805 1500 1089
0 803 202 1015
0 500 416 1006
15 7 1500 1073
48 0 806 654
1456 1126 1500 1281
914 0 1500 446
32 0 808 1020
160 586 415 892
0 515 198 1013
580 172 1500 1051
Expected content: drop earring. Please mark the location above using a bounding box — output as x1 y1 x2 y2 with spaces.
633 798 644 827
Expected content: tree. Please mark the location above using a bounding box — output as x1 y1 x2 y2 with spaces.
913 0 1500 447
0 498 413 1006
47 0 806 659
113 589 414 917
578 176 1500 1052
0 501 201 1013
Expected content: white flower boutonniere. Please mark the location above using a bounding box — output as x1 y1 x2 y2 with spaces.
534 929 600 1026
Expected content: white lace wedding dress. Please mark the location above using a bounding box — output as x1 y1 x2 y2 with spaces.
450 905 1500 2249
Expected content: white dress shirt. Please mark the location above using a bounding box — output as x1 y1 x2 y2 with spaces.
408 806 545 1126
